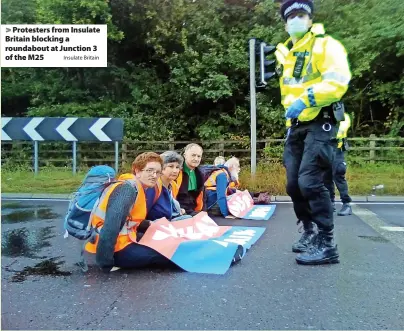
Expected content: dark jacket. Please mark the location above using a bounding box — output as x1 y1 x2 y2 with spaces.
175 168 206 215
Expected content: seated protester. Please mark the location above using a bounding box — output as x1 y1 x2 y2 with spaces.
148 151 191 221
175 143 205 216
213 155 240 193
229 180 240 192
205 157 240 217
213 155 240 192
223 159 270 205
214 156 225 166
228 175 240 194
213 157 240 193
85 152 173 271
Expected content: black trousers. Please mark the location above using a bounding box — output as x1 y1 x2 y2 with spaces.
324 148 352 204
283 119 337 230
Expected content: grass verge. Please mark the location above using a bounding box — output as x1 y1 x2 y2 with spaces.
1 163 404 195
239 162 404 196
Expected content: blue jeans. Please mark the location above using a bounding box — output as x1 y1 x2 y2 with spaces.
114 243 176 269
171 214 193 221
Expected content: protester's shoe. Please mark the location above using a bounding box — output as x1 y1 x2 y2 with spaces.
332 202 336 212
296 228 339 265
292 221 316 253
232 245 245 263
337 203 352 216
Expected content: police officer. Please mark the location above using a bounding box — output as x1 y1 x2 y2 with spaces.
324 113 353 216
275 0 351 264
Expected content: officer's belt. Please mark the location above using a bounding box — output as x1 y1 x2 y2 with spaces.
291 106 333 126
283 72 321 85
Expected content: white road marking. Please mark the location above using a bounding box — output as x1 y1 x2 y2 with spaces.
380 226 404 232
351 204 404 252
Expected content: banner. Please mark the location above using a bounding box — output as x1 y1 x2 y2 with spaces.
227 191 276 220
138 212 265 274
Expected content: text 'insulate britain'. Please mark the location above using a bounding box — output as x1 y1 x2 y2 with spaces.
1 25 107 67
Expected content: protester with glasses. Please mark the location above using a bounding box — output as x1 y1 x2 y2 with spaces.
85 152 174 272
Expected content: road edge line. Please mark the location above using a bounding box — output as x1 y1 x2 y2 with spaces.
352 204 404 252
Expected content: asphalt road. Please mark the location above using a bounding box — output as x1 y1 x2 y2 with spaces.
1 199 404 330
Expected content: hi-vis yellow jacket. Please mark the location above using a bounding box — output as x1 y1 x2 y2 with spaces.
275 23 351 126
336 113 351 148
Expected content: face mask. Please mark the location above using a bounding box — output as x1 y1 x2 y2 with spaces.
287 16 309 38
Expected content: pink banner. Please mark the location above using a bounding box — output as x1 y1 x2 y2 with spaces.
137 212 231 259
227 191 255 218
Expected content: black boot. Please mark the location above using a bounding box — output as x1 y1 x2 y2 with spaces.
295 227 339 265
232 245 245 263
337 203 352 216
292 221 316 253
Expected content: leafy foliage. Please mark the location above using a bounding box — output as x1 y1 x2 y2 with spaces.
2 0 403 139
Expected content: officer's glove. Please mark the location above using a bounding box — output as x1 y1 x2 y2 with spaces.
285 99 306 119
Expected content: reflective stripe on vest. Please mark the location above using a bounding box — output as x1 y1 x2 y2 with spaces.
283 72 350 86
322 72 350 85
283 72 321 85
337 113 351 139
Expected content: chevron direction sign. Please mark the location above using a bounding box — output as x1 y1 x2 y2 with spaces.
1 117 124 142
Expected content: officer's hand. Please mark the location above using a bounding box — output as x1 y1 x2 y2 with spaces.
285 99 306 119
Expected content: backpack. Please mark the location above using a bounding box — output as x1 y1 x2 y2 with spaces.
199 164 228 183
63 165 117 240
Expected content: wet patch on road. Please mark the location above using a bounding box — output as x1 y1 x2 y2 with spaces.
10 257 72 282
1 227 55 258
2 202 48 210
1 208 60 224
358 235 389 243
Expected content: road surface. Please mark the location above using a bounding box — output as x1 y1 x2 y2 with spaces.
1 199 404 330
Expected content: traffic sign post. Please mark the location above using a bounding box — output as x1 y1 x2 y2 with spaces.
1 117 124 175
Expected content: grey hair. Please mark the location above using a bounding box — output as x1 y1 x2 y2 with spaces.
224 157 240 168
184 143 203 153
160 151 184 167
214 156 225 166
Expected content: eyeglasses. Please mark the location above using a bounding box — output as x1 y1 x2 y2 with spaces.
142 168 162 176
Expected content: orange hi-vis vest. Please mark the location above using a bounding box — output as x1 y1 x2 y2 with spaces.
158 178 180 199
204 169 230 192
171 180 180 199
229 179 240 189
85 174 161 254
176 170 204 212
